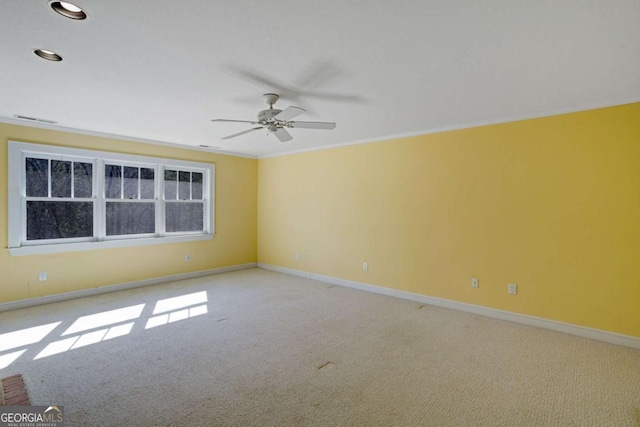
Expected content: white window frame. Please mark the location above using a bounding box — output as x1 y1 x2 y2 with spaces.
8 141 215 256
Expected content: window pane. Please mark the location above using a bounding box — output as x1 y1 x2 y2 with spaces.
178 171 191 200
27 201 93 240
140 168 154 200
192 172 203 200
26 158 49 197
74 162 93 198
106 202 155 236
166 202 204 232
164 170 177 200
105 164 122 199
123 166 139 199
51 160 71 198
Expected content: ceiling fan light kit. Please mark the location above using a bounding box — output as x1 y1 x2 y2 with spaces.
211 93 336 143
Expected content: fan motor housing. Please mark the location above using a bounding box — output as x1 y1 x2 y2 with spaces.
257 108 282 122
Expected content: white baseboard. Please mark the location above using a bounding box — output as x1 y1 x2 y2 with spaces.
257 263 640 350
0 263 257 313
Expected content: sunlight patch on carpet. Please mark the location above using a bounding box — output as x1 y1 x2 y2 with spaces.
63 304 145 336
152 291 208 315
0 322 61 353
145 305 208 329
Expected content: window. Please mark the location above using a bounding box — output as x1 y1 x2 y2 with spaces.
8 141 215 255
163 169 205 233
25 157 94 241
104 164 156 236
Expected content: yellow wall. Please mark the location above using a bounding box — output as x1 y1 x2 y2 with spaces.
258 103 640 338
1 123 258 304
4 104 639 338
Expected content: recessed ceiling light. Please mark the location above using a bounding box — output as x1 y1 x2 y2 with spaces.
50 1 87 20
34 49 63 62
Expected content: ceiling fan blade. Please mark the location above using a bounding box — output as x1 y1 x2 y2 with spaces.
227 67 300 101
212 119 260 124
289 121 336 130
226 65 363 107
221 126 264 140
233 68 291 93
302 91 365 103
295 60 342 89
273 127 293 143
275 106 306 121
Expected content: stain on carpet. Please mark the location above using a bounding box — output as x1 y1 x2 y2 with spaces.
318 361 334 371
1 374 30 406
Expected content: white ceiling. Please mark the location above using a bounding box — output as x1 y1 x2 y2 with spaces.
1 1 639 158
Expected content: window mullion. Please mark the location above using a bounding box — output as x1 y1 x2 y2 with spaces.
206 168 211 234
120 165 124 200
47 159 52 198
176 169 180 201
21 153 28 245
96 159 105 241
70 161 75 199
157 165 165 237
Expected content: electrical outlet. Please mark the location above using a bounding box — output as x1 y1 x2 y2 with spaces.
38 271 47 281
363 262 368 271
185 254 191 262
471 277 479 288
508 283 517 295
295 252 300 260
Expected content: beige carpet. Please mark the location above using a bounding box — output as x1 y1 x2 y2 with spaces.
0 268 639 426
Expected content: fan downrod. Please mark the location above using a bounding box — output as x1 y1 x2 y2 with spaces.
257 93 282 121
262 93 279 108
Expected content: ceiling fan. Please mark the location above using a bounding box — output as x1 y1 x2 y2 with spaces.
211 93 336 142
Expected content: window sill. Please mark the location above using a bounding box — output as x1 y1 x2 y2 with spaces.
7 233 215 256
